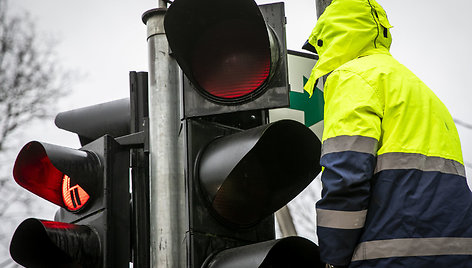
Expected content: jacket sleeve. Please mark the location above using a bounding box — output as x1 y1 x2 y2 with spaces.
316 70 383 265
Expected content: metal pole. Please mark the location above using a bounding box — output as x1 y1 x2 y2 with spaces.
129 71 150 268
158 0 167 9
143 8 186 267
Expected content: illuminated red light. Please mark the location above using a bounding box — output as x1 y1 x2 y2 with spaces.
192 19 271 101
41 220 76 230
13 142 65 207
62 175 89 212
13 141 91 211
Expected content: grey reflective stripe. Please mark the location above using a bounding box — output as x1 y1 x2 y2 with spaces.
317 208 367 229
375 152 466 177
321 135 378 157
352 237 472 261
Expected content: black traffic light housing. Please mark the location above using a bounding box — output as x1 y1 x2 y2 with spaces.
203 236 322 267
165 1 289 117
55 98 130 146
185 117 322 267
164 0 323 266
12 141 100 212
10 218 100 267
10 135 130 267
196 119 320 227
10 72 150 267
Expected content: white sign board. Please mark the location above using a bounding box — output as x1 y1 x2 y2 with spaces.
269 50 324 140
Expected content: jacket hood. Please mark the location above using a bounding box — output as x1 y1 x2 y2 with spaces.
304 0 392 96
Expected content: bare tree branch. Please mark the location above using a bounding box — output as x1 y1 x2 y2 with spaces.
0 0 72 264
0 0 69 151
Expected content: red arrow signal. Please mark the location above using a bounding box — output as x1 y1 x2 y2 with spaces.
62 174 90 211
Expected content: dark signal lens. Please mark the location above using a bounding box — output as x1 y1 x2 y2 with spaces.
192 19 271 101
13 142 65 207
10 218 101 267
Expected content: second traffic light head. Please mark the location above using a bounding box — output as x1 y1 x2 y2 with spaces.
55 98 130 146
13 141 100 212
197 119 321 227
11 136 131 268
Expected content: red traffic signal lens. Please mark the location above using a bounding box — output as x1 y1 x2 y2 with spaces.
13 142 66 208
62 174 90 211
192 19 271 101
13 141 92 211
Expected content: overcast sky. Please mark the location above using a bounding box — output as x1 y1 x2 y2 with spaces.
8 0 472 246
11 0 471 158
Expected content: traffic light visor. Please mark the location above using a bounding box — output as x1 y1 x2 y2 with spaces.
55 98 130 146
10 218 100 267
198 120 322 226
13 141 96 211
203 236 323 267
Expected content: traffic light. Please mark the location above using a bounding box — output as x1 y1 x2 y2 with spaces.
202 236 322 267
165 0 289 117
55 98 130 146
9 100 132 267
165 0 324 266
186 118 323 267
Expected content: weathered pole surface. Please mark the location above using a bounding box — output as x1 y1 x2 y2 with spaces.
143 7 186 268
129 71 151 268
316 0 332 18
158 0 166 9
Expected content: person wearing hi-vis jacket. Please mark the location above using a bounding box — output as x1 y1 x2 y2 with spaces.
303 0 472 267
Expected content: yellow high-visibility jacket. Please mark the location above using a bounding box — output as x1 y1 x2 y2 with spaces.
304 0 472 266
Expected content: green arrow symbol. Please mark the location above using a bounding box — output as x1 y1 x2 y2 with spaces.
289 76 324 127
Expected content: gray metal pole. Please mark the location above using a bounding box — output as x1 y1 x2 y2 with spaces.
143 8 186 267
316 0 332 18
158 0 166 9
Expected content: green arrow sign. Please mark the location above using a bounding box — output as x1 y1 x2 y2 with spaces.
289 76 324 127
